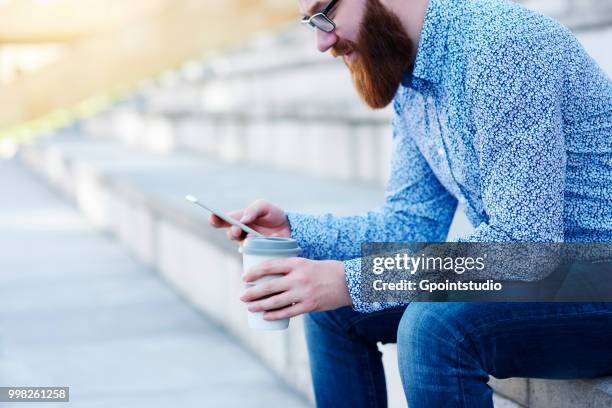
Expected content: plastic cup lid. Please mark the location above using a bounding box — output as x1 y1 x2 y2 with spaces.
242 237 302 256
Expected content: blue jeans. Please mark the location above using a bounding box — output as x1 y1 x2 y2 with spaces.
304 302 612 407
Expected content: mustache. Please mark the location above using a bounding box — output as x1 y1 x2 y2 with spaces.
331 39 356 58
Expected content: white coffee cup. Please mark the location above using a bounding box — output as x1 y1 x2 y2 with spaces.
241 237 302 330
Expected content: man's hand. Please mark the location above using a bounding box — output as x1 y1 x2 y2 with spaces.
208 199 291 241
240 259 352 320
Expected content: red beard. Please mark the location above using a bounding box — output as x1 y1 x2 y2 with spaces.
331 0 415 109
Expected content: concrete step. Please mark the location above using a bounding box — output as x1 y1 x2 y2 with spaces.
490 376 612 408
82 108 394 186
159 62 360 116
19 129 612 407
520 0 612 30
139 27 361 115
140 54 357 116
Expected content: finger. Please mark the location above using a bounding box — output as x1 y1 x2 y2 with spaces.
243 259 294 282
241 276 290 302
240 200 269 224
248 291 300 313
226 228 245 241
263 302 307 320
229 225 246 241
209 210 244 228
209 214 229 228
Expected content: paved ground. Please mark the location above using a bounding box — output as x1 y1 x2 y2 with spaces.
0 158 310 407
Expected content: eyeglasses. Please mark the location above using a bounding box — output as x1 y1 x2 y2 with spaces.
301 0 340 33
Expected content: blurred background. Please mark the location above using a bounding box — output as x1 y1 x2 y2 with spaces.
0 1 611 407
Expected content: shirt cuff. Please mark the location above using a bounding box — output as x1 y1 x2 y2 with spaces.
286 212 337 260
344 258 401 313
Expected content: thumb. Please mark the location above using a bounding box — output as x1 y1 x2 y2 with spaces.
240 202 266 224
240 212 256 224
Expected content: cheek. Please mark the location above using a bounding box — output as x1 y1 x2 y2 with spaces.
333 17 360 44
337 0 366 41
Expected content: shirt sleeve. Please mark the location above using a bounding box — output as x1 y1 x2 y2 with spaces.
459 31 567 244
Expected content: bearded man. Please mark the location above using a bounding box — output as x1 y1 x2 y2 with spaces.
211 0 612 406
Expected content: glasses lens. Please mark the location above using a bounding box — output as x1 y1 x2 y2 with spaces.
310 14 334 32
301 17 315 30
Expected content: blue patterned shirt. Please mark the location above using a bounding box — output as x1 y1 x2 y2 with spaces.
287 0 612 313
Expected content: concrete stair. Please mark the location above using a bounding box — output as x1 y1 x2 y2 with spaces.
20 127 612 407
19 131 384 404
82 27 395 186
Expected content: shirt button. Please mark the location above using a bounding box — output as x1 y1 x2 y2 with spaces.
437 148 445 157
458 196 467 205
372 302 381 310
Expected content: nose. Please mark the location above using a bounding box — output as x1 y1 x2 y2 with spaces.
315 29 338 53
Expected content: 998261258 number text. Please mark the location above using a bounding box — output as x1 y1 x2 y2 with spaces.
1 387 69 402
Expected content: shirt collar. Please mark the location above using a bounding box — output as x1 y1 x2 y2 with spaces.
402 0 457 89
